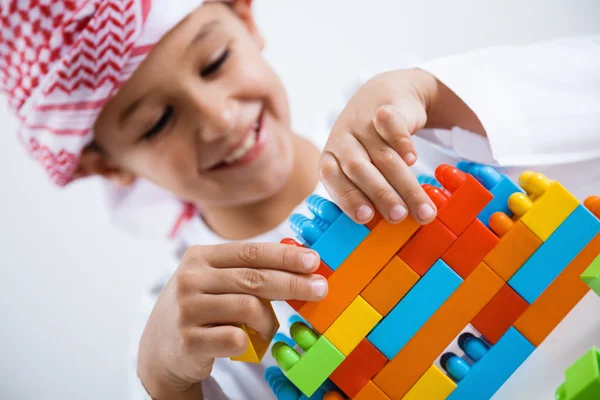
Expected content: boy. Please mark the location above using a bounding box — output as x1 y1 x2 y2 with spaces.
2 1 599 398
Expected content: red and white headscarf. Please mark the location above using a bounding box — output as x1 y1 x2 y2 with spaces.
0 0 227 238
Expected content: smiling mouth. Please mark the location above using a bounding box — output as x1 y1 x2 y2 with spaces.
209 109 265 171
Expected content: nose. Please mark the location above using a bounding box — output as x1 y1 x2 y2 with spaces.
186 85 237 143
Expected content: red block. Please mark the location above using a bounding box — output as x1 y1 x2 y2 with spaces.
435 165 494 236
329 339 388 398
281 238 334 311
472 284 529 344
397 219 457 276
442 219 500 278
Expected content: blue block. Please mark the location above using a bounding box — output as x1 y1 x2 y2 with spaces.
447 327 534 400
508 205 600 303
477 176 522 227
368 259 463 359
311 212 370 271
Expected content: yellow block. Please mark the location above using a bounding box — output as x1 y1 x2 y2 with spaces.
230 300 278 363
324 296 382 356
403 365 456 400
517 182 579 241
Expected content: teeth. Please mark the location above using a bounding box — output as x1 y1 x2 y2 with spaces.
224 131 258 164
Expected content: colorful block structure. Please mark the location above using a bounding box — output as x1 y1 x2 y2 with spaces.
242 162 600 400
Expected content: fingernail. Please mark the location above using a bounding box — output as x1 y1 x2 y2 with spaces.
404 152 417 165
389 204 408 222
356 205 373 222
311 277 328 298
302 252 318 270
417 203 435 221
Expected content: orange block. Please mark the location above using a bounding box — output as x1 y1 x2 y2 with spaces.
436 166 494 236
373 263 504 400
484 221 542 281
471 284 529 344
354 381 391 400
299 217 420 333
361 256 419 316
514 234 600 346
366 210 384 230
442 219 500 278
329 339 388 398
397 219 457 276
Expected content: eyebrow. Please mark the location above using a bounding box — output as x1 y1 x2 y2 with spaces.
119 20 221 129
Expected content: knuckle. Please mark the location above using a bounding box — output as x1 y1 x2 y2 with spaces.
228 329 248 354
236 269 268 292
287 275 302 296
180 328 199 353
375 186 393 202
376 147 400 168
240 243 262 264
402 185 424 204
238 295 263 317
375 105 395 126
340 186 361 204
318 153 339 180
390 133 413 149
344 159 364 178
174 271 196 298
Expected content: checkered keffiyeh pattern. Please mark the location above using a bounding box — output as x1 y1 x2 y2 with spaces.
0 0 155 185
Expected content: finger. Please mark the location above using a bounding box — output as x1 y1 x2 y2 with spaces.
373 104 423 166
181 294 278 341
318 151 375 224
333 134 411 224
192 242 320 273
202 267 328 301
359 131 437 224
186 325 250 359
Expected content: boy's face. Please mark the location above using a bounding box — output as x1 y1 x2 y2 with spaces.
91 2 295 207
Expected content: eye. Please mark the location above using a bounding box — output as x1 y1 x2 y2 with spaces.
201 48 230 77
142 105 174 141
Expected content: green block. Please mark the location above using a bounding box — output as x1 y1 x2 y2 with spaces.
284 336 345 397
556 347 600 400
581 253 600 296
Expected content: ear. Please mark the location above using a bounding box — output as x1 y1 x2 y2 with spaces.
231 0 264 50
75 147 137 187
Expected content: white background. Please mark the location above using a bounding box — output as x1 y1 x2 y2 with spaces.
1 0 599 399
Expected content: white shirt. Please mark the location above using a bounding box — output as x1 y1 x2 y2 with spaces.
127 35 600 399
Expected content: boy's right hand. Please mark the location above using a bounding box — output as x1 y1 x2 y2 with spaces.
137 242 326 399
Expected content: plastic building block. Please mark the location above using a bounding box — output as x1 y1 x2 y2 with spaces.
361 256 419 316
556 347 600 400
272 322 345 397
442 328 534 400
508 204 600 303
368 260 462 359
353 381 391 400
585 195 600 218
417 173 442 188
231 299 278 363
290 195 370 270
265 366 341 400
509 171 580 241
366 209 383 230
514 234 600 346
471 284 529 344
323 296 382 356
434 164 494 236
297 216 419 333
397 218 457 276
581 253 600 296
329 339 387 398
373 263 504 399
484 213 542 281
442 219 500 278
458 161 522 226
281 238 334 312
402 365 456 400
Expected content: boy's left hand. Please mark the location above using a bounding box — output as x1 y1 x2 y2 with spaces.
319 69 438 226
